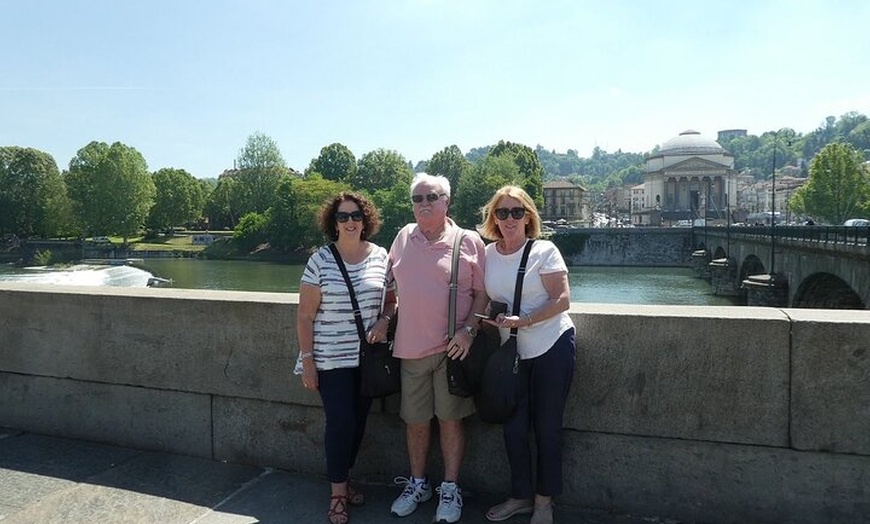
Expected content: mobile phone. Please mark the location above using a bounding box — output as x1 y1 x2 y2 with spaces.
473 312 490 319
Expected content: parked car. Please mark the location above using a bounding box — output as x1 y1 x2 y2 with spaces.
843 219 870 227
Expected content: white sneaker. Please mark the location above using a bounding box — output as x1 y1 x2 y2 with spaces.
390 476 432 517
434 481 463 523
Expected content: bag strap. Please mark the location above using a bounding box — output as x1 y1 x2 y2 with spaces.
328 243 367 342
447 230 467 338
509 240 535 339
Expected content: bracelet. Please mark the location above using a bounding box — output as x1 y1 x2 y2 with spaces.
299 352 313 360
381 314 393 323
526 313 533 326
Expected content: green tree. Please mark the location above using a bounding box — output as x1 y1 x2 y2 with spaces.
452 155 521 228
147 168 205 232
65 141 155 240
306 143 357 182
233 211 270 253
266 174 300 251
289 175 352 248
371 179 413 244
205 176 244 229
427 145 469 193
235 132 290 214
352 148 413 193
489 140 544 208
0 146 69 238
790 142 870 224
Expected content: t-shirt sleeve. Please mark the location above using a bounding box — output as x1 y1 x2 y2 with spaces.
465 230 487 291
301 248 324 287
539 241 568 275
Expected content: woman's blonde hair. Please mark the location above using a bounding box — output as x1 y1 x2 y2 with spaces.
478 185 542 241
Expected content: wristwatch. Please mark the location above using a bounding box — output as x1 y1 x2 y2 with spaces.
464 325 477 338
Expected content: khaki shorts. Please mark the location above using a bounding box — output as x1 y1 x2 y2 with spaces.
400 352 476 424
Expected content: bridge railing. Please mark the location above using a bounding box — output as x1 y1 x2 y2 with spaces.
696 225 869 248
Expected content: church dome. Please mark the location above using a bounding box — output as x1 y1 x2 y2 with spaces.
660 130 725 156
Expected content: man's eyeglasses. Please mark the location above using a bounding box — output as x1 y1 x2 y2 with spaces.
335 210 365 223
411 193 445 204
494 207 527 220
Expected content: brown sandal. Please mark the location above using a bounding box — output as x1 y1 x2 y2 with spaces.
347 482 365 506
328 495 349 524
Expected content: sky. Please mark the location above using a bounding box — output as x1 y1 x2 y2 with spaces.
2 0 869 178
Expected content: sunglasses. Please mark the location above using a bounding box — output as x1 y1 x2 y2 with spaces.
411 193 445 204
494 207 527 220
335 210 365 223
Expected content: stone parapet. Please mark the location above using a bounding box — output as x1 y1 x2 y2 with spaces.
1 283 868 524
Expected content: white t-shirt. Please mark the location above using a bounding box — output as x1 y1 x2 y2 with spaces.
484 239 574 360
294 244 390 372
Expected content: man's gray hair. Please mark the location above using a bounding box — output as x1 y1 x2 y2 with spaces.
410 172 451 198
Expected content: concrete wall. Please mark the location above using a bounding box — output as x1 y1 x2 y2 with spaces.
554 228 694 267
1 283 868 524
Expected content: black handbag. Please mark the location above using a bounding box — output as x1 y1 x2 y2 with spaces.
475 240 534 424
445 230 494 398
329 244 400 398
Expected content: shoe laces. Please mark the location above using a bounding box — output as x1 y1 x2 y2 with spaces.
393 476 424 498
436 483 459 505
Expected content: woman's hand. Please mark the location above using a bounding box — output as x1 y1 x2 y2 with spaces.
301 358 318 391
488 313 524 329
366 316 391 344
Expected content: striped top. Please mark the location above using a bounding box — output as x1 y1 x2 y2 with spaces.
294 243 390 372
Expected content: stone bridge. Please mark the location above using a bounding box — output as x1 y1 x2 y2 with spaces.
693 226 869 308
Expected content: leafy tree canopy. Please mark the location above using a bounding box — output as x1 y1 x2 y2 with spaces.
0 146 69 238
147 168 205 232
427 145 469 194
306 142 357 182
790 142 870 224
65 141 155 239
352 148 413 193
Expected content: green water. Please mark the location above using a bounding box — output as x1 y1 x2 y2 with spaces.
133 259 737 306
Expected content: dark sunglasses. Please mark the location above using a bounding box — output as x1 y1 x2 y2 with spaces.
411 193 445 204
494 207 527 220
335 210 365 223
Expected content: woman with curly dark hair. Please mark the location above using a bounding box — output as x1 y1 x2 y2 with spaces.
295 192 396 524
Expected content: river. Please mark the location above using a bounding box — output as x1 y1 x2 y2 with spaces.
0 259 739 306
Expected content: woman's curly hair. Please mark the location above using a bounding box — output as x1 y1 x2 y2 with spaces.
318 192 382 241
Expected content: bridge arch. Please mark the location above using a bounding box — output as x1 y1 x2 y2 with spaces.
792 273 865 309
740 254 765 282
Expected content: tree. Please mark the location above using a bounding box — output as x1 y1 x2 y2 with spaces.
370 179 413 244
306 143 357 182
451 155 521 228
790 142 870 224
288 175 352 248
266 174 300 251
427 145 469 193
0 146 69 238
352 148 413 193
147 168 205 232
205 176 244 229
65 141 155 239
489 140 545 208
235 132 290 214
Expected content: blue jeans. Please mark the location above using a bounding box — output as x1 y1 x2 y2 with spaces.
318 367 373 483
503 328 575 498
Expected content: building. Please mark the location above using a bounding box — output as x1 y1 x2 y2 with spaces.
641 130 738 225
717 129 747 141
542 179 586 222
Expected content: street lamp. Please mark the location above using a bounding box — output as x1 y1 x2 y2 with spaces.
769 128 794 278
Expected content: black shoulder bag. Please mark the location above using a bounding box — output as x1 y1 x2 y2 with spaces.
329 244 400 398
476 239 534 424
446 231 498 398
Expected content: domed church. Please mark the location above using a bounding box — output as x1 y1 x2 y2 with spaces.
640 130 737 225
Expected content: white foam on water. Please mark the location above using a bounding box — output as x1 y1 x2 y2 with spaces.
0 264 154 287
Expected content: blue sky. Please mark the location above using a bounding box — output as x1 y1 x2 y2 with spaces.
2 0 868 178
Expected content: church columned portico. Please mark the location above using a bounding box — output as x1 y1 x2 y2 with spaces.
642 130 737 225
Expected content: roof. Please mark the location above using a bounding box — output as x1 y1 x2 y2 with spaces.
544 179 586 190
659 130 726 156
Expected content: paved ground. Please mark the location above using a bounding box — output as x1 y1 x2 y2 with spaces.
0 428 688 524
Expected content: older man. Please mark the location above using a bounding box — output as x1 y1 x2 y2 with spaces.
387 173 488 523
